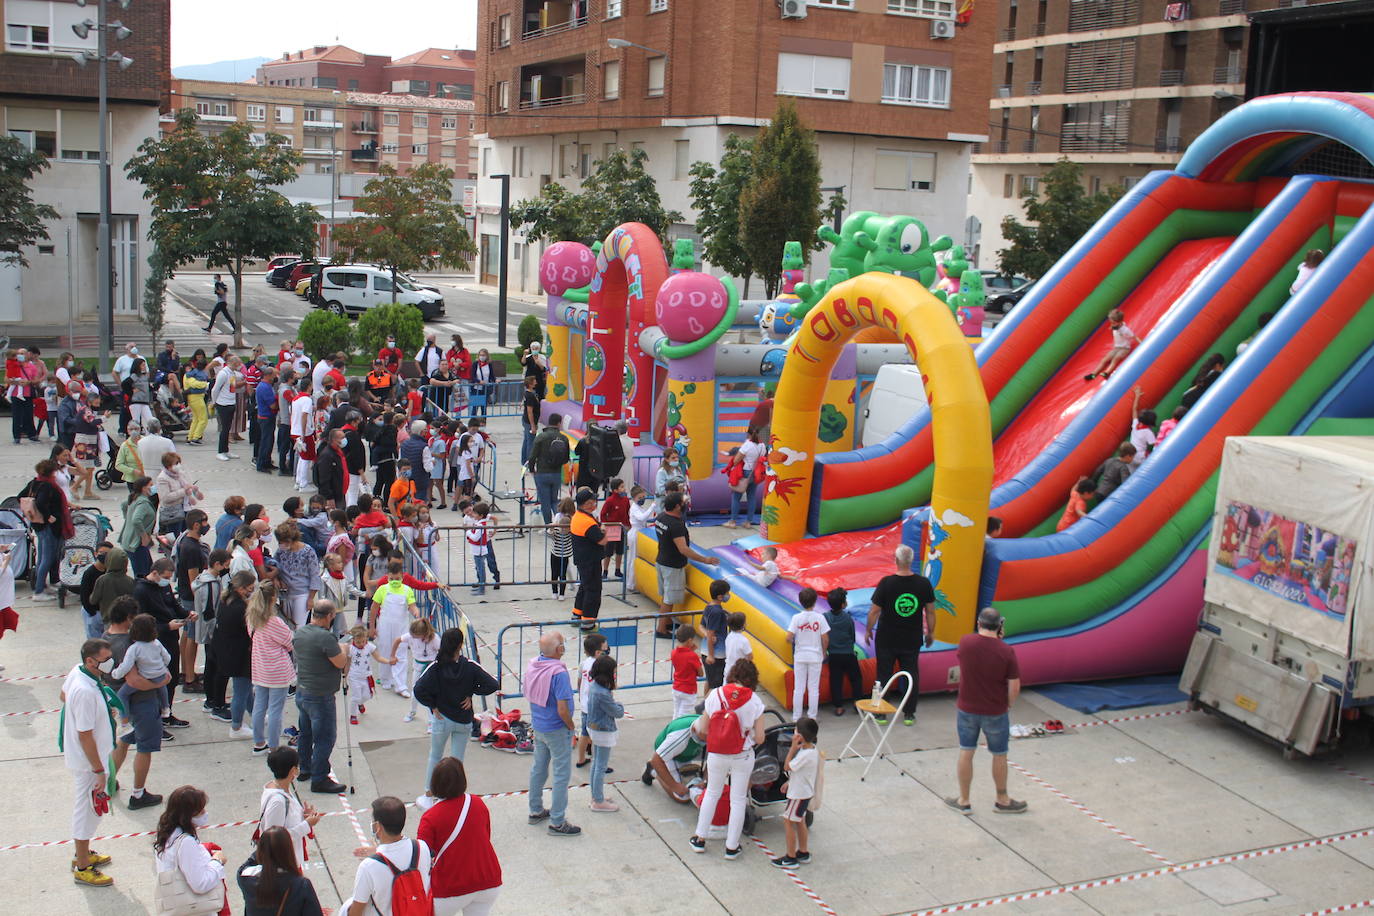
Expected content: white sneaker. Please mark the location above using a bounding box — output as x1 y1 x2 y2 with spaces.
226 453 241 460
403 711 416 723
31 592 55 602
395 687 411 699
216 453 230 462
556 594 565 602
229 726 253 739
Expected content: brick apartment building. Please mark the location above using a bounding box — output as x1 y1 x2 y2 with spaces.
258 45 476 100
966 0 1344 270
0 0 170 335
473 0 994 292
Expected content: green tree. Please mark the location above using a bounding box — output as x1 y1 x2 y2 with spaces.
356 302 425 358
332 161 477 292
512 148 682 247
125 109 318 348
0 134 59 267
739 100 823 298
689 133 755 293
999 158 1123 280
517 314 543 352
141 242 172 351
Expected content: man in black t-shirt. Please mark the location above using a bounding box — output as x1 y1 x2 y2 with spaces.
173 509 211 694
521 376 541 466
866 544 936 725
653 492 719 636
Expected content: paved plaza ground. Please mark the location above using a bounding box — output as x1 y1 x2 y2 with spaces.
2 412 1373 915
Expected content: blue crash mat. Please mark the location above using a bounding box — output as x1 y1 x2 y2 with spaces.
1033 675 1187 714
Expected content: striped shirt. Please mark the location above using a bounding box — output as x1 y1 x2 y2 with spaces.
249 616 296 688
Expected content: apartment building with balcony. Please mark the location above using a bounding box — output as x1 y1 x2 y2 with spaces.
258 45 476 100
169 79 348 175
966 0 1344 270
474 0 995 292
0 0 170 336
346 91 477 178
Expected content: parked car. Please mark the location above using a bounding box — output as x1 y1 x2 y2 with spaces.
284 261 325 290
987 278 1036 314
262 255 300 282
294 277 313 297
981 270 1029 295
314 265 445 321
267 262 300 287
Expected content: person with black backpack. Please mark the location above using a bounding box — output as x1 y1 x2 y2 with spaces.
688 658 765 860
345 795 433 915
527 413 571 523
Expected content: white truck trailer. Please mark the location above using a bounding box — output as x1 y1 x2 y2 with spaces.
1180 436 1374 756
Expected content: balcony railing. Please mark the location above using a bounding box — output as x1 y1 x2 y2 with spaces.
1214 65 1242 83
303 119 342 130
351 147 378 161
1219 0 1246 11
522 15 588 40
1160 68 1184 86
518 92 586 110
1022 138 1038 152
1027 80 1042 95
301 148 337 157
1032 22 1046 35
1154 134 1182 153
1001 27 1016 40
993 140 1011 153
352 121 377 133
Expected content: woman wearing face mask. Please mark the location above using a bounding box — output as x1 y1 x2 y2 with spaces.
152 785 228 914
230 525 261 584
655 448 687 499
246 574 293 754
183 354 210 445
469 349 494 418
428 359 456 416
122 358 154 432
70 392 105 501
370 410 400 499
5 347 36 445
118 476 157 578
155 452 202 539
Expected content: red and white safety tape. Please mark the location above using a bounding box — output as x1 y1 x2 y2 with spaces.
1331 764 1374 789
907 826 1374 916
1065 707 1195 730
1299 900 1374 915
330 770 369 846
0 672 66 683
1009 761 1173 865
747 835 839 916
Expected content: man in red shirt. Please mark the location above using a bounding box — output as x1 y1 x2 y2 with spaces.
377 336 403 374
325 355 347 393
946 608 1026 815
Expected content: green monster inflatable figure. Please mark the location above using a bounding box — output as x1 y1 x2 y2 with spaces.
856 216 953 289
561 241 604 304
671 238 696 272
816 211 884 280
780 241 805 296
948 267 987 314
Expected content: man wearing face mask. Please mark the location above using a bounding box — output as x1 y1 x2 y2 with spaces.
344 796 431 914
527 413 570 524
339 412 368 507
61 638 120 886
315 428 349 510
79 542 114 639
134 558 191 730
416 333 443 376
292 600 348 794
378 336 403 376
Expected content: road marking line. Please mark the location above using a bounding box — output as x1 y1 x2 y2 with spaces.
256 322 282 334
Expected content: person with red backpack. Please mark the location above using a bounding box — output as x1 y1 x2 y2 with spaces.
688 658 765 859
346 796 432 915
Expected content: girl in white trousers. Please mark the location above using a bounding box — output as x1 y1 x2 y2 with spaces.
690 673 765 855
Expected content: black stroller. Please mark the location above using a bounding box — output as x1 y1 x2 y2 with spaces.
742 713 815 835
94 438 125 491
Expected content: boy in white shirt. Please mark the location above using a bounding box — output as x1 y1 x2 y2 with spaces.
743 546 780 588
771 717 821 869
345 796 431 916
723 611 753 682
786 588 830 720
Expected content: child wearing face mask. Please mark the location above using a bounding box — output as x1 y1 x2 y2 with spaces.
112 613 172 723
627 485 655 595
470 349 493 418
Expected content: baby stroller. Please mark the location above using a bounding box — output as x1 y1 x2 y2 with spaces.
152 383 190 435
56 507 113 608
0 503 33 587
743 712 813 835
94 439 125 491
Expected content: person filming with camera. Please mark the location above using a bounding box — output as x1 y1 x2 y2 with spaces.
944 607 1027 816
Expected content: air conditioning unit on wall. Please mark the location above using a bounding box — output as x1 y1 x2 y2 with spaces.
930 17 955 38
781 0 808 18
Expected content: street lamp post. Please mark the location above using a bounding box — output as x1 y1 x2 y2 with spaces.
73 0 133 373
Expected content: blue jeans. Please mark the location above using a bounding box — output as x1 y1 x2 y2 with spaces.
277 424 294 472
956 709 1011 755
521 424 536 465
533 472 561 524
252 685 288 747
295 690 337 781
591 742 613 803
33 527 61 596
426 711 471 792
528 725 572 826
256 417 276 469
229 676 255 729
473 551 499 587
128 543 152 579
82 607 103 638
729 479 759 525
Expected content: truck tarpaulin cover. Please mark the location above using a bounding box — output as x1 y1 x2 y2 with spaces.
1206 437 1374 658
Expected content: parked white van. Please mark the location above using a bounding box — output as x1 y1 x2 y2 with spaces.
859 363 928 448
314 265 445 321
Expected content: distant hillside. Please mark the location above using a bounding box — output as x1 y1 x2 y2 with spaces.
172 56 271 83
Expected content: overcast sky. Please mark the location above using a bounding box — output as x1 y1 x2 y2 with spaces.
170 0 479 69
